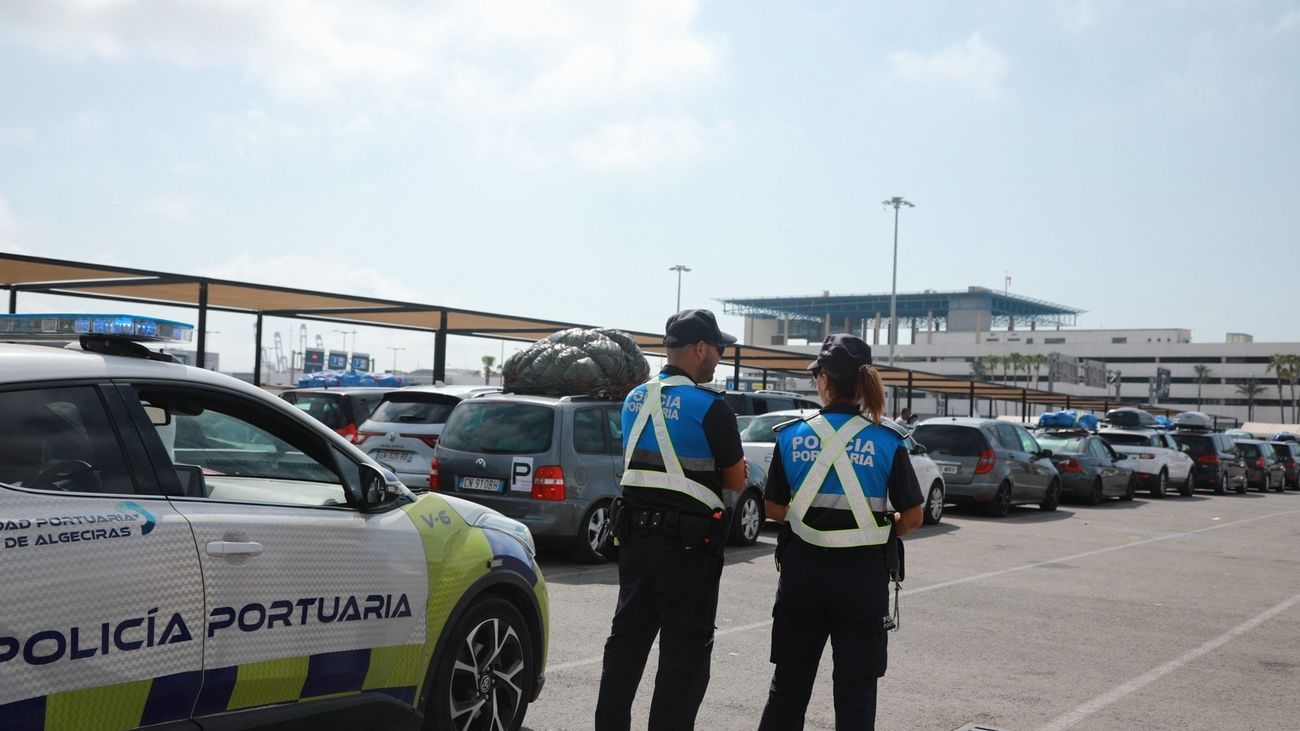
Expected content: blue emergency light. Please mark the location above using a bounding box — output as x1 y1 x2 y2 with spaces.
0 314 194 343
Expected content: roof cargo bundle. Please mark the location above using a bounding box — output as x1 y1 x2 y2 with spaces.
503 327 649 399
1037 410 1099 430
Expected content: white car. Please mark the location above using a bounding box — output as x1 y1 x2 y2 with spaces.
356 384 502 488
1096 427 1196 497
740 409 945 525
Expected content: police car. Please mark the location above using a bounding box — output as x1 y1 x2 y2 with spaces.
0 315 547 731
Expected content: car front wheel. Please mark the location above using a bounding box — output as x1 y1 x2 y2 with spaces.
1040 480 1060 512
427 597 534 731
923 480 944 525
729 489 764 546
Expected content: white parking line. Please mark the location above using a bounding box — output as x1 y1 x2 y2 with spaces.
1036 591 1300 731
545 509 1300 674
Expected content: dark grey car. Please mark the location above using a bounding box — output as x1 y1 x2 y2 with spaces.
432 393 765 562
1033 430 1136 504
912 418 1061 517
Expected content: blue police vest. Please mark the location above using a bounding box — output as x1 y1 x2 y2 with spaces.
620 373 725 510
778 413 902 547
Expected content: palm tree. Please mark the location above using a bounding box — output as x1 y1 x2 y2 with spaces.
1193 364 1212 409
1287 354 1300 424
481 355 496 385
1008 352 1024 388
1029 354 1048 390
1236 378 1265 421
1267 354 1290 423
970 356 989 380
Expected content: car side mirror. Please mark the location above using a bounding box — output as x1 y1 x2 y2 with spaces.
359 463 402 510
1114 453 1126 460
145 405 172 426
911 444 928 455
1038 448 1053 459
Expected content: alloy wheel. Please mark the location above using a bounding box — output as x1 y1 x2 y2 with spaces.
448 616 527 731
738 493 762 542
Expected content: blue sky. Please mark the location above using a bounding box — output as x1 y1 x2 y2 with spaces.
2 1 1298 373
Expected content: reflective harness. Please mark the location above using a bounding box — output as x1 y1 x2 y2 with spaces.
621 375 725 511
786 414 892 548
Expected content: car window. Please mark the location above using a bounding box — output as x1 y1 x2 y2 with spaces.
1088 439 1110 460
759 397 795 412
740 413 795 443
604 406 624 456
1172 434 1213 456
1236 443 1260 458
912 425 986 457
438 401 554 454
351 393 385 421
0 386 136 494
994 423 1023 451
573 407 607 454
1014 425 1040 453
1099 432 1151 447
368 393 459 425
1035 435 1084 454
1260 443 1275 459
135 386 345 506
286 393 346 429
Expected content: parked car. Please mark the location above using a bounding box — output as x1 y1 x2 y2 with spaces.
1170 430 1248 495
911 417 1060 517
431 392 768 562
1268 440 1300 489
355 384 501 488
279 386 395 443
1234 439 1287 492
724 389 820 416
1033 429 1136 504
742 409 946 525
1095 427 1195 498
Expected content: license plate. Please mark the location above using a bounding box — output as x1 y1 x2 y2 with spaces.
371 449 413 462
940 465 958 474
459 476 503 493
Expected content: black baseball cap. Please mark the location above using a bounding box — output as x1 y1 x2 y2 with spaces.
664 308 737 347
808 333 873 373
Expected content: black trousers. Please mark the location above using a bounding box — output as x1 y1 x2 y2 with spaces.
594 531 724 731
757 540 889 731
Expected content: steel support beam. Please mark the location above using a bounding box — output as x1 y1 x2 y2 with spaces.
196 282 209 369
254 312 264 387
433 310 448 384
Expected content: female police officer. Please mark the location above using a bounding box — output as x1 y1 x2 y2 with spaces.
757 333 924 731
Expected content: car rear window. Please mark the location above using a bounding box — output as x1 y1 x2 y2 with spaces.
437 402 554 454
369 393 460 425
284 393 346 429
1098 432 1151 447
1236 443 1261 458
1036 435 1085 454
1171 434 1215 455
912 425 986 457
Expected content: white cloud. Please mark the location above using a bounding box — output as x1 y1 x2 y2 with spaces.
0 196 27 254
138 194 200 224
1273 9 1300 34
883 33 1009 99
569 118 704 171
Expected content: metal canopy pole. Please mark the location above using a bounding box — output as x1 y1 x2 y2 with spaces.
196 282 209 369
1021 389 1028 421
7 288 15 314
762 369 768 389
433 310 448 385
732 348 741 389
1066 395 1072 410
969 382 975 417
906 371 914 412
253 313 264 387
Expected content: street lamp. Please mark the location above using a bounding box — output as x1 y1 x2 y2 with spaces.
669 264 691 311
386 346 406 373
881 196 915 367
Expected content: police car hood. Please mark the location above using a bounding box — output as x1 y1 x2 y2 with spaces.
427 491 505 525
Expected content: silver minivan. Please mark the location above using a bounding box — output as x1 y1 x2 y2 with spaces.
912 417 1060 517
433 393 766 562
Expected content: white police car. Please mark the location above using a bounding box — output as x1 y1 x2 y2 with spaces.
0 314 547 731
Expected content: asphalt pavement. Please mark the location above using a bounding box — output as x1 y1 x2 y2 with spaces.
525 490 1300 730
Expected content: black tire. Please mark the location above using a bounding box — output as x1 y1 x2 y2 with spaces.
984 482 1012 517
1121 474 1136 501
427 597 534 731
1213 469 1226 496
572 499 612 563
1150 470 1168 499
729 489 764 546
1040 480 1060 512
1086 478 1104 506
1236 479 1248 494
1179 472 1194 497
923 480 945 525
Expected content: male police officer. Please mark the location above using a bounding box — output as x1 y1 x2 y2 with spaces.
595 308 747 731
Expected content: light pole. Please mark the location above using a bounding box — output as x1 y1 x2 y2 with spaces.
386 346 405 373
881 196 915 367
669 265 691 311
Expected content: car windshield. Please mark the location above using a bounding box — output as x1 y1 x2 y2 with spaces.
1035 435 1085 454
1099 432 1151 447
369 393 459 425
437 402 553 454
912 425 985 457
740 414 799 443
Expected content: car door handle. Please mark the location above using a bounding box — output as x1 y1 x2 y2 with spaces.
206 540 264 557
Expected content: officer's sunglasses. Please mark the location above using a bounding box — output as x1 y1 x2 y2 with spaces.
713 343 728 358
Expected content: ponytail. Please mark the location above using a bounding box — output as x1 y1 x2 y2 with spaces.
824 365 886 424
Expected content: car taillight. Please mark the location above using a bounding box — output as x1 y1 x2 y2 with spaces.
532 466 565 501
1196 454 1220 466
1256 457 1266 469
337 422 358 443
355 430 382 445
403 433 438 449
1058 458 1083 473
428 457 440 491
974 449 996 475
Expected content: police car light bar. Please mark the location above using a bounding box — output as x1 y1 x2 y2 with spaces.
0 314 194 343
